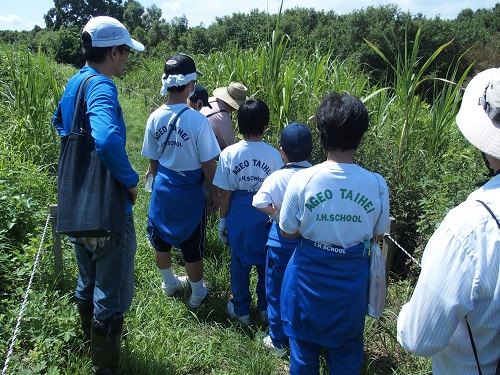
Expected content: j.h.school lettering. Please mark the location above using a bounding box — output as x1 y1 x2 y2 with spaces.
316 213 363 223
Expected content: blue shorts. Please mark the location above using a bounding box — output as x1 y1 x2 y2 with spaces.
147 209 206 263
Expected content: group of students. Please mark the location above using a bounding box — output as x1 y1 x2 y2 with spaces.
53 16 500 375
141 49 390 375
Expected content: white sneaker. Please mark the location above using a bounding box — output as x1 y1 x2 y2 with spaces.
188 284 207 308
161 275 187 296
226 301 250 325
262 335 286 357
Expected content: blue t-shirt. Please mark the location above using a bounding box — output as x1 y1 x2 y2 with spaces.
52 66 139 214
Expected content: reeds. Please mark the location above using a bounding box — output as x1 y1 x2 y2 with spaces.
364 27 456 180
0 45 64 167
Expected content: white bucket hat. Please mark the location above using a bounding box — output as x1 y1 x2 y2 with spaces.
213 82 248 110
456 67 500 159
83 16 144 52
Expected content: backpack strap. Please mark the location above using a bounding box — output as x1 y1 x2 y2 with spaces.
465 199 499 375
281 163 308 170
206 109 228 118
477 200 500 229
465 316 483 375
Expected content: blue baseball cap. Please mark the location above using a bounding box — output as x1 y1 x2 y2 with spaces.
190 84 212 108
280 122 313 161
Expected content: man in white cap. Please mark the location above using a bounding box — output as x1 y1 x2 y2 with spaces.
397 68 500 375
142 53 220 313
200 81 248 150
52 16 144 374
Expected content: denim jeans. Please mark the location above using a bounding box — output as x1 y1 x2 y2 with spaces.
74 216 136 323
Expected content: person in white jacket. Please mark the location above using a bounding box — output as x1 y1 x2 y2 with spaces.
397 68 500 375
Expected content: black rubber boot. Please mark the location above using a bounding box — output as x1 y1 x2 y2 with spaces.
77 299 93 343
91 317 123 375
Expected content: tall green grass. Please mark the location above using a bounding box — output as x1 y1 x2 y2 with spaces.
361 26 480 258
364 27 456 179
0 45 71 167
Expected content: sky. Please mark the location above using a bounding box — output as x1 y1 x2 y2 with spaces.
0 0 497 31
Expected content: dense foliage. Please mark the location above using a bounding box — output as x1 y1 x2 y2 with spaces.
0 2 498 79
44 0 125 30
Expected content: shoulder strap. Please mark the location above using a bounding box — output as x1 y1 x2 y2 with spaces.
206 109 228 118
372 172 383 240
465 199 499 375
281 163 308 170
70 75 97 134
476 200 500 229
160 107 190 155
466 316 483 375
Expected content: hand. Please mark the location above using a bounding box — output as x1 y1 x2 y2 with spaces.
269 208 280 222
218 218 228 245
127 185 138 205
209 191 220 213
81 237 109 251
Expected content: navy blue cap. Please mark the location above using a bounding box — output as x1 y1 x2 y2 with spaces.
190 84 212 108
280 122 313 161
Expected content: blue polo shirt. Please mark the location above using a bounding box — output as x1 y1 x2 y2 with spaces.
52 66 138 214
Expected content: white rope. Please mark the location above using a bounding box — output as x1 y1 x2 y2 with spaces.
383 232 422 268
2 214 51 375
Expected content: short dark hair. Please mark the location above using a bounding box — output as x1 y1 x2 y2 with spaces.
81 31 128 63
315 92 369 151
237 98 269 137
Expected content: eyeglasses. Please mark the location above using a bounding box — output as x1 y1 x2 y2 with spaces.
122 46 134 55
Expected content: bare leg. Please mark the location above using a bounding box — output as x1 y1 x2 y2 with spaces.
185 260 203 283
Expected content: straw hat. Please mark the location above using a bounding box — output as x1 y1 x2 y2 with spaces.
457 68 500 159
213 82 248 110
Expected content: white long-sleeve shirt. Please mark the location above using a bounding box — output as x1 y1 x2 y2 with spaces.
397 175 500 375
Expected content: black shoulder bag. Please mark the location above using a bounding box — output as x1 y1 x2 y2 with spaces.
57 75 128 238
465 199 500 375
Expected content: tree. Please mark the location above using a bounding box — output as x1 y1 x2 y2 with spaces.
44 0 125 30
142 4 163 31
185 26 210 54
123 0 144 31
170 15 188 48
141 5 170 48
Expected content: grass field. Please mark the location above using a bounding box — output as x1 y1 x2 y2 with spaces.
28 89 431 375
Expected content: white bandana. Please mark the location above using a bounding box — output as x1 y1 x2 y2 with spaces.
160 72 197 95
